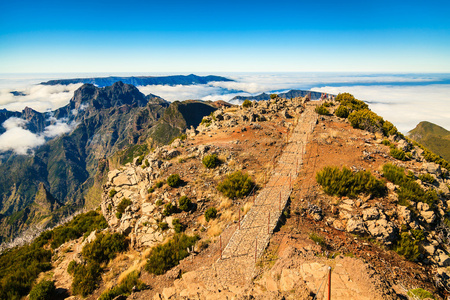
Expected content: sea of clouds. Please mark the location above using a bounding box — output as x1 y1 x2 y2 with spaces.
1 72 449 154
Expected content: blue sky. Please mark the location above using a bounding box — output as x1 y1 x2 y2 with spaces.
1 0 450 73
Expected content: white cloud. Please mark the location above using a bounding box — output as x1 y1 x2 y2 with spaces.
311 84 450 133
43 119 78 138
0 83 82 112
0 118 45 155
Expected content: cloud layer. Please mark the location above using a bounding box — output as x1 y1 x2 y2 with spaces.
0 116 78 155
0 83 82 112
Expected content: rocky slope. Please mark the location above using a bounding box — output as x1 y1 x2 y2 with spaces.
10 94 450 300
0 82 218 243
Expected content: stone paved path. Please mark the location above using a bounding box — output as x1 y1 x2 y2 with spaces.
202 102 320 289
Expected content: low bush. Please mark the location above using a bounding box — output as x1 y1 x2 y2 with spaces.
135 155 144 166
178 196 192 211
419 173 436 184
158 222 169 231
390 147 407 161
109 189 117 198
316 166 385 198
155 181 164 188
348 109 384 133
145 234 199 275
395 229 424 261
217 171 254 199
204 207 218 222
315 105 329 115
270 94 278 99
163 203 177 216
172 218 184 233
155 199 163 206
116 198 132 219
147 187 155 193
382 163 436 207
29 280 56 300
407 288 435 300
336 93 368 111
242 99 252 108
167 174 181 187
382 139 391 146
71 262 102 297
67 260 77 275
98 271 147 300
335 105 349 118
81 232 127 264
202 154 220 169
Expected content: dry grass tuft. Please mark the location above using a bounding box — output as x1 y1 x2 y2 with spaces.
221 209 237 222
207 220 223 237
219 198 232 210
243 202 253 215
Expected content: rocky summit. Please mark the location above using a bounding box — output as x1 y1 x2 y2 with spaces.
2 93 450 300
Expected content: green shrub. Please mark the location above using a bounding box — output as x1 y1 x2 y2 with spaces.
348 109 384 133
81 233 127 264
390 148 407 161
172 218 184 233
72 262 102 297
382 163 436 207
158 222 169 231
116 198 132 219
309 233 326 248
382 121 398 136
419 173 436 184
217 171 254 199
336 93 368 111
395 230 424 261
322 102 333 107
136 155 144 166
29 280 56 300
202 154 220 169
270 94 278 99
178 196 192 211
382 139 391 146
167 174 181 187
147 187 155 193
335 105 349 118
205 207 218 222
155 199 163 206
155 181 164 188
316 166 385 198
200 118 212 127
109 189 117 198
0 211 106 300
67 260 77 275
145 234 199 275
315 105 329 115
242 99 252 108
163 203 176 216
407 288 435 300
98 271 146 300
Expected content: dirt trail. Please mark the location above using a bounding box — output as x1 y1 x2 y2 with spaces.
196 102 319 290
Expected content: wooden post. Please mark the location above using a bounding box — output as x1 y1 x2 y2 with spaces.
328 266 332 300
279 191 281 210
268 212 270 234
220 236 222 260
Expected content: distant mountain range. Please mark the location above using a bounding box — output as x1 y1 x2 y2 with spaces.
230 90 326 102
0 81 218 243
408 121 450 162
40 74 233 87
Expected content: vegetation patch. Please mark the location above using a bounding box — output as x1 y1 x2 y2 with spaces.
217 171 254 199
202 153 220 169
28 280 56 300
309 233 327 249
242 99 252 108
315 104 329 115
81 232 127 264
172 218 184 233
116 198 132 219
167 174 181 187
395 229 424 261
407 288 435 299
382 163 437 207
163 203 177 216
335 105 349 118
204 207 218 222
145 234 199 275
109 189 117 198
335 93 368 112
71 262 102 297
390 147 407 161
98 271 147 300
419 173 436 184
316 166 385 198
178 195 192 211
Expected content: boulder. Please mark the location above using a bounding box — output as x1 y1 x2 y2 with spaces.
423 162 441 176
366 218 398 245
434 249 450 267
420 210 436 224
346 218 366 235
397 206 412 225
113 173 132 186
363 207 380 221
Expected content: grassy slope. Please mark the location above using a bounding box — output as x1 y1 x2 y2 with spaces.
408 121 450 162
